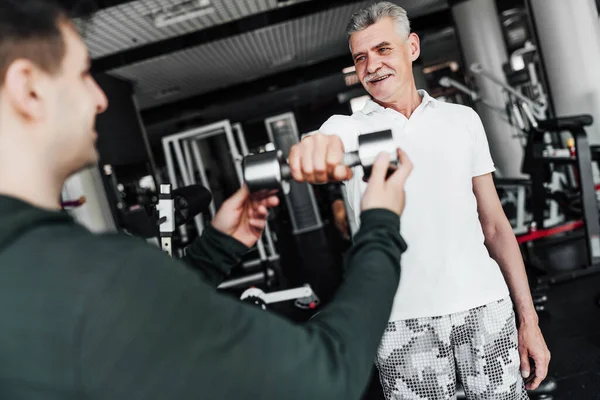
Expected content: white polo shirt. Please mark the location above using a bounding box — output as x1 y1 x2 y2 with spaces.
319 90 509 321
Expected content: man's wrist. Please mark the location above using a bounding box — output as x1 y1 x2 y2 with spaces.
517 308 539 327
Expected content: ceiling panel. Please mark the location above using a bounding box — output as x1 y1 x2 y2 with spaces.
83 0 314 58
107 0 449 109
110 1 367 109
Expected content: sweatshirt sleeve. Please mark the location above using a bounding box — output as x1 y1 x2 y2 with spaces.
181 224 249 287
79 209 405 400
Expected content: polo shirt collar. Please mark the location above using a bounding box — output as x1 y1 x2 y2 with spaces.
360 89 437 115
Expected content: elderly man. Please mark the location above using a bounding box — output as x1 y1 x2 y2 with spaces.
289 2 550 399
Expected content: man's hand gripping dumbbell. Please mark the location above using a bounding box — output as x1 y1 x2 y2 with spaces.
242 130 405 193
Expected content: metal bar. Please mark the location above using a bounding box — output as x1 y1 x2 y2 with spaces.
217 269 274 290
233 123 249 155
535 263 600 285
263 286 313 304
162 121 232 143
132 95 160 184
182 140 196 184
470 63 546 119
190 140 216 217
516 185 526 232
162 140 178 190
162 139 188 242
223 123 244 187
242 254 280 269
574 127 600 265
173 139 204 234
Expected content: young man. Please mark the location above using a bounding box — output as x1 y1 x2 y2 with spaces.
0 1 414 399
288 2 550 399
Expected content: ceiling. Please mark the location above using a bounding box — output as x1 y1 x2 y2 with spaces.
85 0 315 59
83 0 455 131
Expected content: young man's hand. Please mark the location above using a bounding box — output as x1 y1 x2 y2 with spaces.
361 148 412 215
212 186 279 248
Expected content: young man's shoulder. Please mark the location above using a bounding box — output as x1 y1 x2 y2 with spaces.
15 220 170 278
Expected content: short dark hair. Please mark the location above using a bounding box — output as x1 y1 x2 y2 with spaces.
0 0 95 87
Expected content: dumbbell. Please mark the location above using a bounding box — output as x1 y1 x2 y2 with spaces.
242 129 397 193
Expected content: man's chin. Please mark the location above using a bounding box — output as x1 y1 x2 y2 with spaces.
368 90 394 103
66 154 99 177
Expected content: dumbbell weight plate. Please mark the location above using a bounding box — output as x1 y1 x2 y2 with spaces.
242 149 290 194
357 129 398 181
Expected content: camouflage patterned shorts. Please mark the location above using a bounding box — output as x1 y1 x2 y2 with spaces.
375 297 529 399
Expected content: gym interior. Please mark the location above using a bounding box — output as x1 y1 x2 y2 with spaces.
61 0 600 398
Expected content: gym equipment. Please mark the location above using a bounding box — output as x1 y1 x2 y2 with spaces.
439 58 547 138
240 284 319 311
155 182 322 310
520 115 600 285
264 113 324 235
161 120 279 275
156 184 176 256
155 183 212 256
242 129 397 193
439 52 589 238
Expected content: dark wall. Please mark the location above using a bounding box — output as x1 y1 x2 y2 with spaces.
240 95 354 152
94 73 150 167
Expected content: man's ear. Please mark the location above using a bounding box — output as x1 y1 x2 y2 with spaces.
408 32 420 62
3 60 48 121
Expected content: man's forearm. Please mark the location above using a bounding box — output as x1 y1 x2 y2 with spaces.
182 225 249 287
484 220 538 325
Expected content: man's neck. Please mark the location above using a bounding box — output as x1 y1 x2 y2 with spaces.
375 86 422 119
0 144 64 211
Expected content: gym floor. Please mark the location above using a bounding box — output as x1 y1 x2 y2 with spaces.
536 272 600 399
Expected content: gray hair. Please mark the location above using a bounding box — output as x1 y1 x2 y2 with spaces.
345 2 411 45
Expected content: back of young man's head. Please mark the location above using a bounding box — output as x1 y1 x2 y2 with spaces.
0 0 72 88
0 0 108 178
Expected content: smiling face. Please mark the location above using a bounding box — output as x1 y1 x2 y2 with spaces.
349 17 420 104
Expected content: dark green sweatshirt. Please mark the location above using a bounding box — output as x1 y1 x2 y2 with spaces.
0 195 406 400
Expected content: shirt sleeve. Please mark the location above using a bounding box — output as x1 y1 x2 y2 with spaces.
469 109 496 177
181 224 249 287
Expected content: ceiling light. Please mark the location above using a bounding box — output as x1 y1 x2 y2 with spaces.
154 86 182 99
148 0 215 29
270 53 296 67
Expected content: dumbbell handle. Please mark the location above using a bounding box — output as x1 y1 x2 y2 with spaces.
278 152 362 181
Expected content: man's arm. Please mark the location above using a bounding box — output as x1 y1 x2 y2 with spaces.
473 173 550 389
473 173 536 322
79 209 405 400
181 224 249 287
181 185 279 288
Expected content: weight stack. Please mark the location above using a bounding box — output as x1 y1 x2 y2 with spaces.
265 114 323 234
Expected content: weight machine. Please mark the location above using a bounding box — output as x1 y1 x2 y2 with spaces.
160 120 319 310
155 180 319 311
438 44 570 235
439 45 600 286
161 120 277 270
